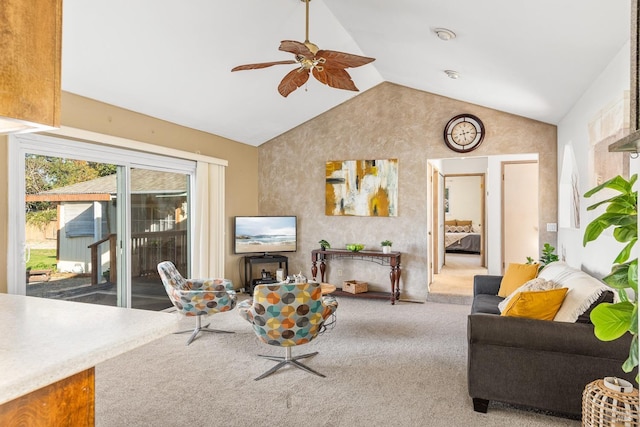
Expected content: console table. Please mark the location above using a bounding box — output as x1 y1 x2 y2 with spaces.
311 249 402 304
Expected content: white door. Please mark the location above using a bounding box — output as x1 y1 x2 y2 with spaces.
502 161 538 272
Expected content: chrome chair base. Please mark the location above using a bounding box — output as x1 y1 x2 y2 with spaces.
255 347 325 380
175 314 234 345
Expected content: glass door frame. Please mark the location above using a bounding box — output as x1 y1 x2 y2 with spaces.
7 133 196 307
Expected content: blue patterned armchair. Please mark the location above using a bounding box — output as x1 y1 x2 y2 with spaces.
238 282 338 380
157 261 237 345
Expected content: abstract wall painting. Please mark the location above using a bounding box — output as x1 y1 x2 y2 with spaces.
325 159 398 216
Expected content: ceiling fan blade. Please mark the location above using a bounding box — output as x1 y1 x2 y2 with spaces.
278 68 310 97
231 60 297 72
312 66 359 92
316 50 375 69
279 40 313 58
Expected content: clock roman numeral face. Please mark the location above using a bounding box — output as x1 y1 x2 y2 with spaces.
443 114 485 153
452 122 477 145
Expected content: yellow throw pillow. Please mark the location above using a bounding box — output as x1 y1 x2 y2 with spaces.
501 288 568 320
498 263 539 297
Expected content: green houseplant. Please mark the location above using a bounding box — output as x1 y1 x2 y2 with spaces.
583 174 638 381
526 243 559 271
318 239 330 250
381 240 392 254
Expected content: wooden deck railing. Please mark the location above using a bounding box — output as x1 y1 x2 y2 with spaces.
88 230 187 285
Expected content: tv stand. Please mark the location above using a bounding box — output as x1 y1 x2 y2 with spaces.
244 254 288 294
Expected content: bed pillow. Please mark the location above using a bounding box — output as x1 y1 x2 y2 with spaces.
498 263 539 297
498 277 561 313
501 288 569 320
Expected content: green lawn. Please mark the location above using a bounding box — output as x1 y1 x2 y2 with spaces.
27 248 57 271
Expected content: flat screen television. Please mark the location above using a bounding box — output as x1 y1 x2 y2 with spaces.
234 216 297 255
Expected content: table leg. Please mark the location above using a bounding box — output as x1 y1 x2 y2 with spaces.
320 261 326 282
395 265 401 302
312 260 317 281
389 266 396 305
389 264 401 304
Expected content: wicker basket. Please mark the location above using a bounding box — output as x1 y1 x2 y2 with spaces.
582 379 640 426
342 280 368 294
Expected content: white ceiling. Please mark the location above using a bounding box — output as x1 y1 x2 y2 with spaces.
61 1 631 147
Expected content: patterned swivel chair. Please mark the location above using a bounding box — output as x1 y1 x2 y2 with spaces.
157 261 237 345
238 282 338 380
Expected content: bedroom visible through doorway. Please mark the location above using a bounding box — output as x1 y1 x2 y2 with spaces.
427 154 540 303
430 173 486 303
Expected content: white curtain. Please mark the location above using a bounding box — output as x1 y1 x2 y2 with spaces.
193 161 226 278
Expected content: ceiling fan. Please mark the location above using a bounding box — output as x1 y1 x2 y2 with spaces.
231 0 375 97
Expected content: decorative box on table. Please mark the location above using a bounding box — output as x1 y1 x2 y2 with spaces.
342 280 368 294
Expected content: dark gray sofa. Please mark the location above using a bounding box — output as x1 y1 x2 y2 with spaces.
468 274 635 417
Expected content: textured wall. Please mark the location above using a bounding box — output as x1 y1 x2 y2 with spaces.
260 82 557 301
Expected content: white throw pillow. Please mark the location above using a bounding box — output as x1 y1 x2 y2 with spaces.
538 261 611 322
498 277 562 313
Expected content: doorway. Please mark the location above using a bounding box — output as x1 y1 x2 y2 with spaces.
431 172 487 301
427 154 539 301
502 161 539 271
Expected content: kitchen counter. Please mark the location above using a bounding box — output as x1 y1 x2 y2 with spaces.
0 294 178 406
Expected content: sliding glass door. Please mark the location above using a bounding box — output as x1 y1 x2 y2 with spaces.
129 168 190 310
11 134 195 310
24 154 120 305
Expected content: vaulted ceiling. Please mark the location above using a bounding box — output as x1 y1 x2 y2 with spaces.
61 1 631 146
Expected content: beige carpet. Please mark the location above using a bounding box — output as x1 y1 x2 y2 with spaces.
428 253 487 305
95 296 579 427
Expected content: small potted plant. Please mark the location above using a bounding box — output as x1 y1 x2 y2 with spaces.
525 243 559 272
381 240 393 254
318 239 331 250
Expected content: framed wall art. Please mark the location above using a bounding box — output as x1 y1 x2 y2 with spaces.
325 158 398 217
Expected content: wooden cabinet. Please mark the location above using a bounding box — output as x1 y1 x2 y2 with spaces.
0 0 62 133
0 369 95 426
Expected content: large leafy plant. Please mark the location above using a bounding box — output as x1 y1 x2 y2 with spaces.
583 174 638 380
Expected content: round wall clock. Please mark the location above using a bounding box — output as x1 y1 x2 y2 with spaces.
443 114 485 153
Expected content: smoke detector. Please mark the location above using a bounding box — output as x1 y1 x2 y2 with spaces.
434 28 456 41
444 70 460 79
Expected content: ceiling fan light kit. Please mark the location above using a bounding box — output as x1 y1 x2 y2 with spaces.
231 0 375 97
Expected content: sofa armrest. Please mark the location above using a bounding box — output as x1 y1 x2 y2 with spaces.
468 313 632 360
473 275 502 297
